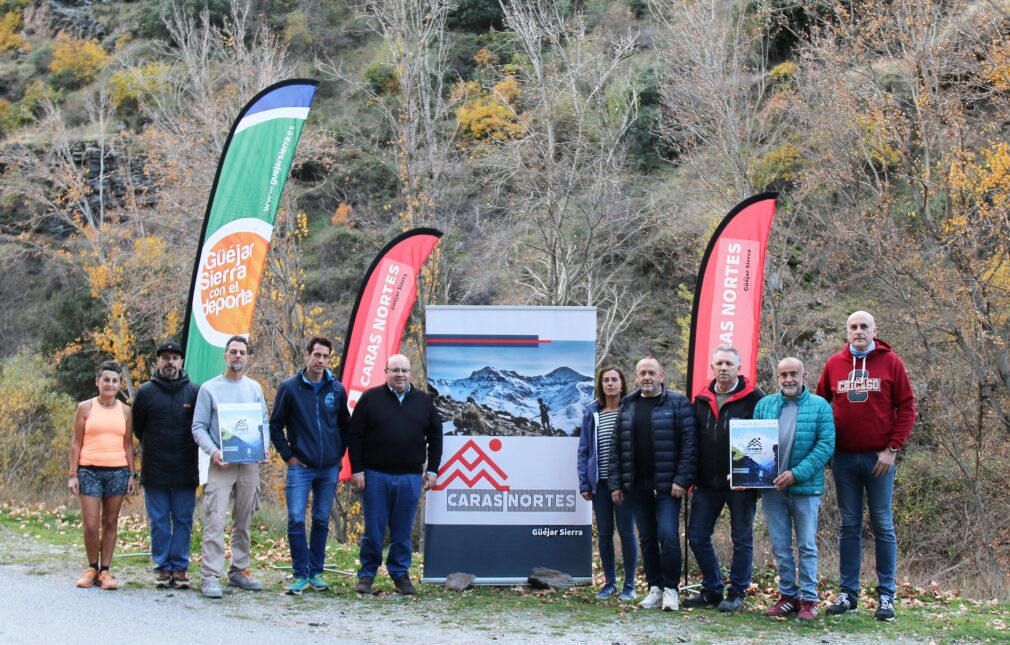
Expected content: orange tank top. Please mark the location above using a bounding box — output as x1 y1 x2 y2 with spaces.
80 398 128 467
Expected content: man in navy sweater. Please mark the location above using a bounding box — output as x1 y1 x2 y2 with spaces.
348 353 443 595
269 337 350 595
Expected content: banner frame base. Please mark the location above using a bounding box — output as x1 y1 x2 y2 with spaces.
420 576 592 586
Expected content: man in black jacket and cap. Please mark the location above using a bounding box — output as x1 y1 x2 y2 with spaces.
132 341 200 589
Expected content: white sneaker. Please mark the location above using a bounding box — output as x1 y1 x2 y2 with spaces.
639 585 663 609
662 587 680 611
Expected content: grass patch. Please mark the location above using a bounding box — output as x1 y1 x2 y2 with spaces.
3 499 1009 642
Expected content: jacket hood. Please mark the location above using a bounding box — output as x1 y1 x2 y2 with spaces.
840 337 894 359
149 369 192 391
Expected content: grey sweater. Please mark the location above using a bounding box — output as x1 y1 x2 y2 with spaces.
191 374 269 457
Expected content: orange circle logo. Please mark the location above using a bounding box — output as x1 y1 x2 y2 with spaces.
196 230 270 336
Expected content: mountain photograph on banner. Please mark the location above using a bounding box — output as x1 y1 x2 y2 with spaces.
426 336 594 436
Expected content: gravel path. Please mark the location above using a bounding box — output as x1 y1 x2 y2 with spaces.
0 527 921 644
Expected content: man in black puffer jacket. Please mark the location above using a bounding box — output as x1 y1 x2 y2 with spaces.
609 357 697 612
684 345 764 614
132 342 201 589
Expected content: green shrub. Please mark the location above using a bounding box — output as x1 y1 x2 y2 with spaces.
0 349 76 496
362 61 398 95
446 0 504 32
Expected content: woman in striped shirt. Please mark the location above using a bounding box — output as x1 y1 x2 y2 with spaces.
577 365 637 600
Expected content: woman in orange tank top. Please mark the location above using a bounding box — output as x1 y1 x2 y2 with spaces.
68 361 135 590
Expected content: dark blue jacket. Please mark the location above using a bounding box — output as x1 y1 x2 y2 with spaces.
608 386 697 493
269 369 350 469
577 400 601 494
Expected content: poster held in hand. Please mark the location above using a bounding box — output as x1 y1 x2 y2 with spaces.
218 402 267 463
730 418 779 488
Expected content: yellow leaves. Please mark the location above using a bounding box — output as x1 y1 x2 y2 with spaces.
0 10 28 53
856 112 902 170
983 39 1010 92
946 142 1010 231
453 77 525 144
331 202 352 226
749 143 803 189
50 32 112 84
769 61 797 83
474 47 498 67
108 62 170 108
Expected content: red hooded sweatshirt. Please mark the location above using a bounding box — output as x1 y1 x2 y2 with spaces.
815 338 915 453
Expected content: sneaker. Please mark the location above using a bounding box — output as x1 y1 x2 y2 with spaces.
765 595 800 617
662 587 680 611
682 589 723 609
227 569 262 591
287 577 311 595
172 570 190 590
393 575 416 595
827 592 858 615
155 570 173 588
97 570 119 590
875 595 895 622
595 583 617 599
307 574 329 591
639 585 663 608
797 600 820 621
202 578 223 599
354 576 374 594
718 592 745 613
618 585 637 601
76 567 99 588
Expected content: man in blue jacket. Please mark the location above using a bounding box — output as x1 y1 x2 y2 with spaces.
270 337 350 595
754 357 835 621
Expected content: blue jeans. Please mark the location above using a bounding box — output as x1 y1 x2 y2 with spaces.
286 463 340 578
686 487 756 597
358 470 422 579
144 486 196 572
592 478 637 588
628 479 682 590
832 451 897 597
762 490 821 601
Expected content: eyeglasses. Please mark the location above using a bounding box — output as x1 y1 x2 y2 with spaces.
386 368 411 374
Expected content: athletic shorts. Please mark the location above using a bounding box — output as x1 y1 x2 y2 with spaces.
77 466 130 497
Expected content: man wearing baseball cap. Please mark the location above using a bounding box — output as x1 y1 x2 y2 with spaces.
132 341 201 588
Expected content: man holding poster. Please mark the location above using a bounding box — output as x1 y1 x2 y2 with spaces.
609 357 697 612
191 335 269 599
754 357 834 620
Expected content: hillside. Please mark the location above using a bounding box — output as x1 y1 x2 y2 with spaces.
1 0 1009 598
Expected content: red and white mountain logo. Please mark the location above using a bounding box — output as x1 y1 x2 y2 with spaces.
433 438 509 491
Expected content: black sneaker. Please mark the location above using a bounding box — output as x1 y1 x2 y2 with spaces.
717 591 746 613
682 590 723 609
393 575 416 595
875 595 895 622
827 592 858 615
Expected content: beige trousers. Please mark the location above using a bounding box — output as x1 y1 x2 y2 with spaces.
199 461 260 580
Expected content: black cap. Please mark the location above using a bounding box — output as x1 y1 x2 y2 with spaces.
156 342 184 357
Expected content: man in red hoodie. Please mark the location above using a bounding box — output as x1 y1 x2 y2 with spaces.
816 311 915 622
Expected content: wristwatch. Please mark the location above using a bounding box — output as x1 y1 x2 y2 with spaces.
888 446 899 453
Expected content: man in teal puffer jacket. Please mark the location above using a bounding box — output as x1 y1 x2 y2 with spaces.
754 357 835 621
